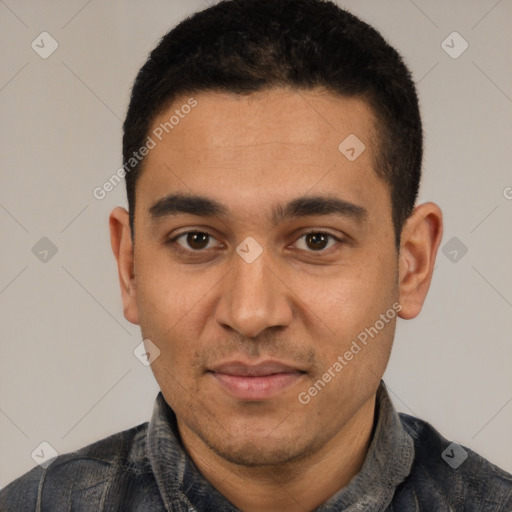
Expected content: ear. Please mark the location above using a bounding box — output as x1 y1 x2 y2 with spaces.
109 207 139 325
397 202 443 320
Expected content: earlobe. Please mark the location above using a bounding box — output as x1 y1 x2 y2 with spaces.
109 207 140 325
397 202 443 320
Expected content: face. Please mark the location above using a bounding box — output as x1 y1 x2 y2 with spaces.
125 89 401 466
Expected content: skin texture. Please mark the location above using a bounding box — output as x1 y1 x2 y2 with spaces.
110 88 443 512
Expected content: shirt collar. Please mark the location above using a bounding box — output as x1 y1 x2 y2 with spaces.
147 381 414 511
315 381 415 511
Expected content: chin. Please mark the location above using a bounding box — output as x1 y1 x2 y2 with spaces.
209 439 309 467
197 422 322 468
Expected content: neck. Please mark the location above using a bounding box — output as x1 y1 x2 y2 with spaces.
178 394 377 512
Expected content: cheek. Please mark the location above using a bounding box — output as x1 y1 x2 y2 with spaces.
293 257 398 391
134 257 190 359
136 269 203 406
134 252 227 378
135 248 204 329
300 263 396 337
300 276 397 411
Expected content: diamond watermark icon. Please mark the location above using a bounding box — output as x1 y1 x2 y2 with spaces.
338 134 366 161
32 237 58 263
442 236 468 263
31 32 59 59
441 442 468 469
31 441 58 469
236 236 263 264
441 32 468 59
133 339 161 366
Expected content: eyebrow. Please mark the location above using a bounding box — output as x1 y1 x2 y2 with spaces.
149 193 368 226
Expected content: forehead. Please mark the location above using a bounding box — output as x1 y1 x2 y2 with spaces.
152 88 378 158
136 88 390 227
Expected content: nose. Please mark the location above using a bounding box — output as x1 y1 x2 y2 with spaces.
215 248 293 339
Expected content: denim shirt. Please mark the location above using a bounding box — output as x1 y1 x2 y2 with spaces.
1 381 511 511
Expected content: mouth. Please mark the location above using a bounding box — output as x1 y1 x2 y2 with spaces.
207 360 306 401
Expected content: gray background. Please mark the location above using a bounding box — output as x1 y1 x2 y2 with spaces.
1 0 511 487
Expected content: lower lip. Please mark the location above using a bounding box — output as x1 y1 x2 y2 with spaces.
209 372 304 401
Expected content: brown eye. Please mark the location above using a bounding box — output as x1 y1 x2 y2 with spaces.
305 233 329 251
171 231 220 252
186 232 210 250
295 232 341 252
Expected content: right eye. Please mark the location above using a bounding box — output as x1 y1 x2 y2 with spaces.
168 230 222 252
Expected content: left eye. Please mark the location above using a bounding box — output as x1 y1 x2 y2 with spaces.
295 232 340 252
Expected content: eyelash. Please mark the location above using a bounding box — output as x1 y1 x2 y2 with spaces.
167 229 344 255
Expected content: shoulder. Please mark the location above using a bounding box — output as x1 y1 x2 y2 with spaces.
0 422 159 511
395 413 512 511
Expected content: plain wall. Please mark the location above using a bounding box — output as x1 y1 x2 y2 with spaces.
1 0 511 487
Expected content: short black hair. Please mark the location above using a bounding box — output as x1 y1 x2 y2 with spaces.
123 0 422 248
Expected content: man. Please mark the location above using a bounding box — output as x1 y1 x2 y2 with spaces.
1 0 511 510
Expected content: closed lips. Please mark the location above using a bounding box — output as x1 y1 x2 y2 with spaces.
208 361 305 376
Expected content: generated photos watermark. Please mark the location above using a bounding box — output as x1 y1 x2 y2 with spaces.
298 301 402 405
93 97 198 200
